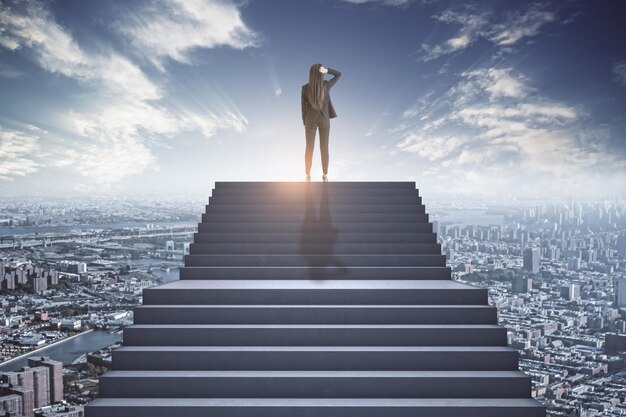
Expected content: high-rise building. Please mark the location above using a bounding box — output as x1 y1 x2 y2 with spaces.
582 249 597 263
546 246 561 261
48 269 59 285
523 247 540 273
615 278 626 308
606 333 626 355
32 276 47 294
513 276 533 294
1 366 50 409
560 284 580 301
0 384 32 417
16 268 27 284
2 273 15 290
519 230 529 247
568 257 581 271
618 232 626 256
27 356 63 403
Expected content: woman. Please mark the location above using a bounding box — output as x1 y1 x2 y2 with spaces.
301 63 342 182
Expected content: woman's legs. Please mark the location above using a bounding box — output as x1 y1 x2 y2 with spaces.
304 123 317 176
319 122 330 175
304 118 330 176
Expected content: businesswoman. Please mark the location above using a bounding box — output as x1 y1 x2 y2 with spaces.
301 63 342 182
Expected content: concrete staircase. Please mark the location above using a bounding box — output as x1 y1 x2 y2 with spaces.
85 182 546 417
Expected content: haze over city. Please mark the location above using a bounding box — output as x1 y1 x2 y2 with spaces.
0 0 624 199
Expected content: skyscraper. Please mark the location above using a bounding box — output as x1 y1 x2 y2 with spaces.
0 384 32 417
1 365 50 409
568 257 581 271
615 278 626 308
617 232 626 256
27 356 63 403
560 284 580 301
32 276 47 294
513 276 533 294
606 333 626 355
523 247 540 274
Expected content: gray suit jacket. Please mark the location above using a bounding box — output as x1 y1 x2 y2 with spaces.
301 68 342 126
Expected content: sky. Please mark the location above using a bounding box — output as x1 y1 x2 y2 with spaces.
0 0 624 200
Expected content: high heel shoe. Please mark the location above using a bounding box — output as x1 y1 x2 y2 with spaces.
322 174 328 182
305 175 311 182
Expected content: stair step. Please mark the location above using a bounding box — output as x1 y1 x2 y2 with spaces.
189 242 441 254
184 254 446 267
215 181 417 189
85 398 546 417
111 346 520 371
201 213 429 223
197 222 433 233
193 232 436 244
133 305 497 325
209 196 423 205
141 280 488 305
122 324 507 346
99 370 531 398
205 204 426 213
211 189 421 198
179 266 450 280
210 182 417 196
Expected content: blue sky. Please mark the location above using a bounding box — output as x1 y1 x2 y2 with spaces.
0 0 624 199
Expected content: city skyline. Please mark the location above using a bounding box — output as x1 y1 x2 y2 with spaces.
0 0 625 199
0 182 625 415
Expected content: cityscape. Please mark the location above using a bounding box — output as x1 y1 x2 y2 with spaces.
0 194 624 416
0 0 624 415
435 198 626 416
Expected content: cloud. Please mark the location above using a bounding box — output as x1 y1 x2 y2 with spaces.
397 134 468 161
0 63 23 79
0 0 254 184
119 0 260 69
419 3 557 61
26 123 48 134
0 127 40 180
0 1 92 78
419 6 490 61
461 68 528 100
613 61 626 88
396 66 624 197
339 0 416 6
489 7 555 46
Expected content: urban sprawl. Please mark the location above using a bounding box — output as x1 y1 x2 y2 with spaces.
0 196 625 416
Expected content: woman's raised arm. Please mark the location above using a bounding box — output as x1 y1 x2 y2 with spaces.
326 68 342 88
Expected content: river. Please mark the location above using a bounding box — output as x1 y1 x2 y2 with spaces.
0 330 122 372
0 221 197 237
431 209 508 226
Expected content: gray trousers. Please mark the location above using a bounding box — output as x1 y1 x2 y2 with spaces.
304 116 330 176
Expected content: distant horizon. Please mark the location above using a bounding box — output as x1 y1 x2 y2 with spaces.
1 181 624 207
1 0 624 199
